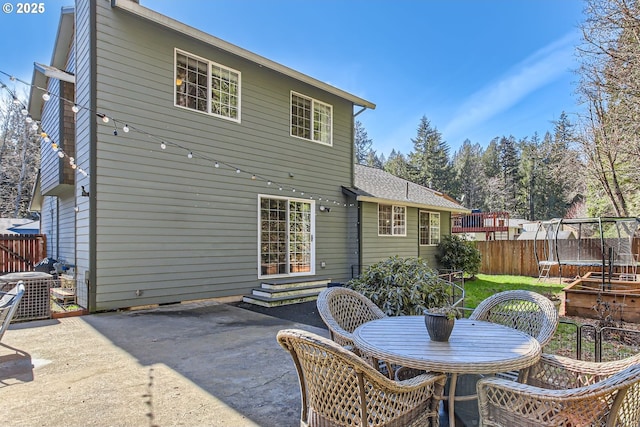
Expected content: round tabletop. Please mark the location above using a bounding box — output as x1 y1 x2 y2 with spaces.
353 316 541 375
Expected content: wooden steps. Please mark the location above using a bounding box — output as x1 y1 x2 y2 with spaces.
242 279 332 307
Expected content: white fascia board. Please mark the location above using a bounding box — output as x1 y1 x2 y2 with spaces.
356 195 471 214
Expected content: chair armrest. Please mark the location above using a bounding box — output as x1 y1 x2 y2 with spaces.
526 353 640 389
479 368 640 427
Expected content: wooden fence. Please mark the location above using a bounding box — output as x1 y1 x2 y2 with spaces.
0 234 47 274
477 238 640 278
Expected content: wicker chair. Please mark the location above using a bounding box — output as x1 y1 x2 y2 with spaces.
477 357 640 426
316 287 386 350
316 287 396 377
469 290 559 347
0 281 25 341
277 328 447 427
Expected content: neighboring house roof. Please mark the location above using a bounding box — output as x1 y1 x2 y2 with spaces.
344 165 469 213
0 219 39 235
110 0 375 110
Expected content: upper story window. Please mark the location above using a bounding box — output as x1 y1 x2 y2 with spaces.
419 211 441 245
378 204 406 236
290 91 332 145
175 49 241 122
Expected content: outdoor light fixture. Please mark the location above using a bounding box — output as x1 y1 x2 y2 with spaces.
319 205 331 213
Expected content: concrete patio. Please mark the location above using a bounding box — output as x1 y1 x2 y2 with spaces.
0 300 328 427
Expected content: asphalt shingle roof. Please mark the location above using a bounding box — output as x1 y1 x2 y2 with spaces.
347 164 469 212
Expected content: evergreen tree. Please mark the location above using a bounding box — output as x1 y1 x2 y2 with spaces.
452 140 485 210
408 116 454 193
517 134 545 220
354 120 374 165
383 149 412 180
497 136 520 213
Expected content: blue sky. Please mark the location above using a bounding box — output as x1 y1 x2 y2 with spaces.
1 0 585 157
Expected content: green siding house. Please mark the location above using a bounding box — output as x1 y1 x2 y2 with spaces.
29 0 375 311
344 165 470 272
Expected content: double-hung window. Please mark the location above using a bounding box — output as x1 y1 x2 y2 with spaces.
419 211 441 245
259 196 315 277
175 49 241 122
290 91 332 145
378 204 406 236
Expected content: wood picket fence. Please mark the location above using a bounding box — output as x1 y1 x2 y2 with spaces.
476 238 640 278
0 234 47 274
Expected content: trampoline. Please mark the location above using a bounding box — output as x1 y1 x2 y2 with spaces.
535 217 640 285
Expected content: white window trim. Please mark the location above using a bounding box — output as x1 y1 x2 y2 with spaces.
419 211 441 246
290 91 333 146
257 194 316 279
174 48 241 123
378 204 407 237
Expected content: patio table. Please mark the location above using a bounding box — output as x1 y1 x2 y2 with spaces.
353 316 541 426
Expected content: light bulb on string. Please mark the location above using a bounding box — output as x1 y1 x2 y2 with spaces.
102 115 109 123
72 104 79 113
214 162 219 168
57 151 65 158
187 152 193 159
25 116 33 124
21 108 28 116
12 96 20 105
51 143 58 151
123 124 129 133
31 123 39 131
292 189 296 193
160 142 166 150
236 169 241 174
251 174 256 180
42 93 50 101
267 180 272 186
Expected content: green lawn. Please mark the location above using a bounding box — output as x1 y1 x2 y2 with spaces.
462 274 640 361
462 274 564 310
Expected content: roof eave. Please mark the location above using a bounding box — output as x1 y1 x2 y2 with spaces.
110 0 375 110
28 7 75 119
356 195 471 214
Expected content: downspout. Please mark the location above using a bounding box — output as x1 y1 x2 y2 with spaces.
353 105 368 277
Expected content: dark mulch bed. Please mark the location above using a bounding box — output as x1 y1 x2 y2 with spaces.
229 300 327 330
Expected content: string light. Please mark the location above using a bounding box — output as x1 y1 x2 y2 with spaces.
0 69 349 209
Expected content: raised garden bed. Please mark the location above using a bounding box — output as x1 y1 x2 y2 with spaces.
563 272 640 322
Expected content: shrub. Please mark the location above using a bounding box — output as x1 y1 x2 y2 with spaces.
436 234 481 278
346 256 453 316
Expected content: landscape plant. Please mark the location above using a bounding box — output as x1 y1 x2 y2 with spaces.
346 256 453 316
436 234 481 279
